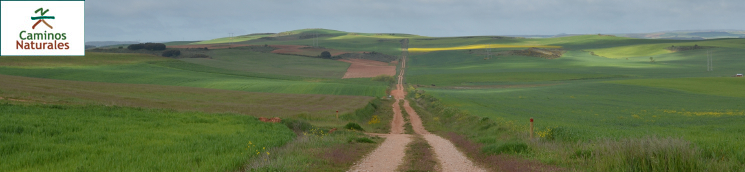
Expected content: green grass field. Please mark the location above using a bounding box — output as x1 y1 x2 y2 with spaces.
4 28 745 171
0 42 391 171
0 103 295 172
0 52 387 97
0 52 169 67
180 48 350 78
403 35 745 170
609 77 745 98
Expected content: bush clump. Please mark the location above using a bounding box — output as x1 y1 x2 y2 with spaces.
161 49 181 57
280 118 312 132
189 54 211 58
344 122 364 131
482 141 529 155
144 43 166 50
127 43 145 50
320 51 332 59
537 126 579 141
348 137 375 143
127 43 166 51
371 75 396 83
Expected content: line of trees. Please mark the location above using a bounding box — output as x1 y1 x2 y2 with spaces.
127 43 166 51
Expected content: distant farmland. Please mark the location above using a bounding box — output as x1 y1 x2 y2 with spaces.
4 28 745 171
405 35 745 171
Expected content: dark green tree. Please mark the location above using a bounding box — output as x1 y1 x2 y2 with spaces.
320 51 331 59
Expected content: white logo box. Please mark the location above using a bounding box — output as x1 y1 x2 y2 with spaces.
1 0 85 56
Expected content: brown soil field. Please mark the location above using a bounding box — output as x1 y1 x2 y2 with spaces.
338 59 396 79
0 74 373 118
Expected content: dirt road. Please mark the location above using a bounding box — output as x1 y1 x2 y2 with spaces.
349 55 485 172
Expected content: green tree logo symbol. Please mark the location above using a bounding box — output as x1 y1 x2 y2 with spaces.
31 7 55 29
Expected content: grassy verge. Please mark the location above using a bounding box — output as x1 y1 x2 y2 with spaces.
340 98 393 134
243 98 394 171
0 103 294 172
399 136 439 172
400 100 414 134
243 128 382 171
407 89 743 171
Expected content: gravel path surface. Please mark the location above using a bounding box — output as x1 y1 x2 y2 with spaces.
348 134 412 172
422 134 486 172
390 99 405 134
405 98 486 172
402 100 429 135
348 61 411 172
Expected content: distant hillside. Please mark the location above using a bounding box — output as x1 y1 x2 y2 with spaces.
617 30 745 39
191 28 427 45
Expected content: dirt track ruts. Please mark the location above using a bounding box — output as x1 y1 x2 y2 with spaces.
349 54 485 172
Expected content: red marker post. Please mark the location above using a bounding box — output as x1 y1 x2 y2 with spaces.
530 117 534 139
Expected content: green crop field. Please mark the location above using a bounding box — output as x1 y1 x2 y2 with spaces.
6 28 745 171
404 35 745 170
0 103 295 172
180 48 350 78
0 52 387 97
0 52 170 67
0 43 390 171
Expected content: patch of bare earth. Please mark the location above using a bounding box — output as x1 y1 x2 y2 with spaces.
338 59 397 79
0 97 31 102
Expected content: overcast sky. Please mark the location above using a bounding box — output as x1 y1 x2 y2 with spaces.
85 0 745 42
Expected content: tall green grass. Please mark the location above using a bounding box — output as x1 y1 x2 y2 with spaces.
419 82 745 149
0 103 295 171
590 137 701 172
408 89 743 171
